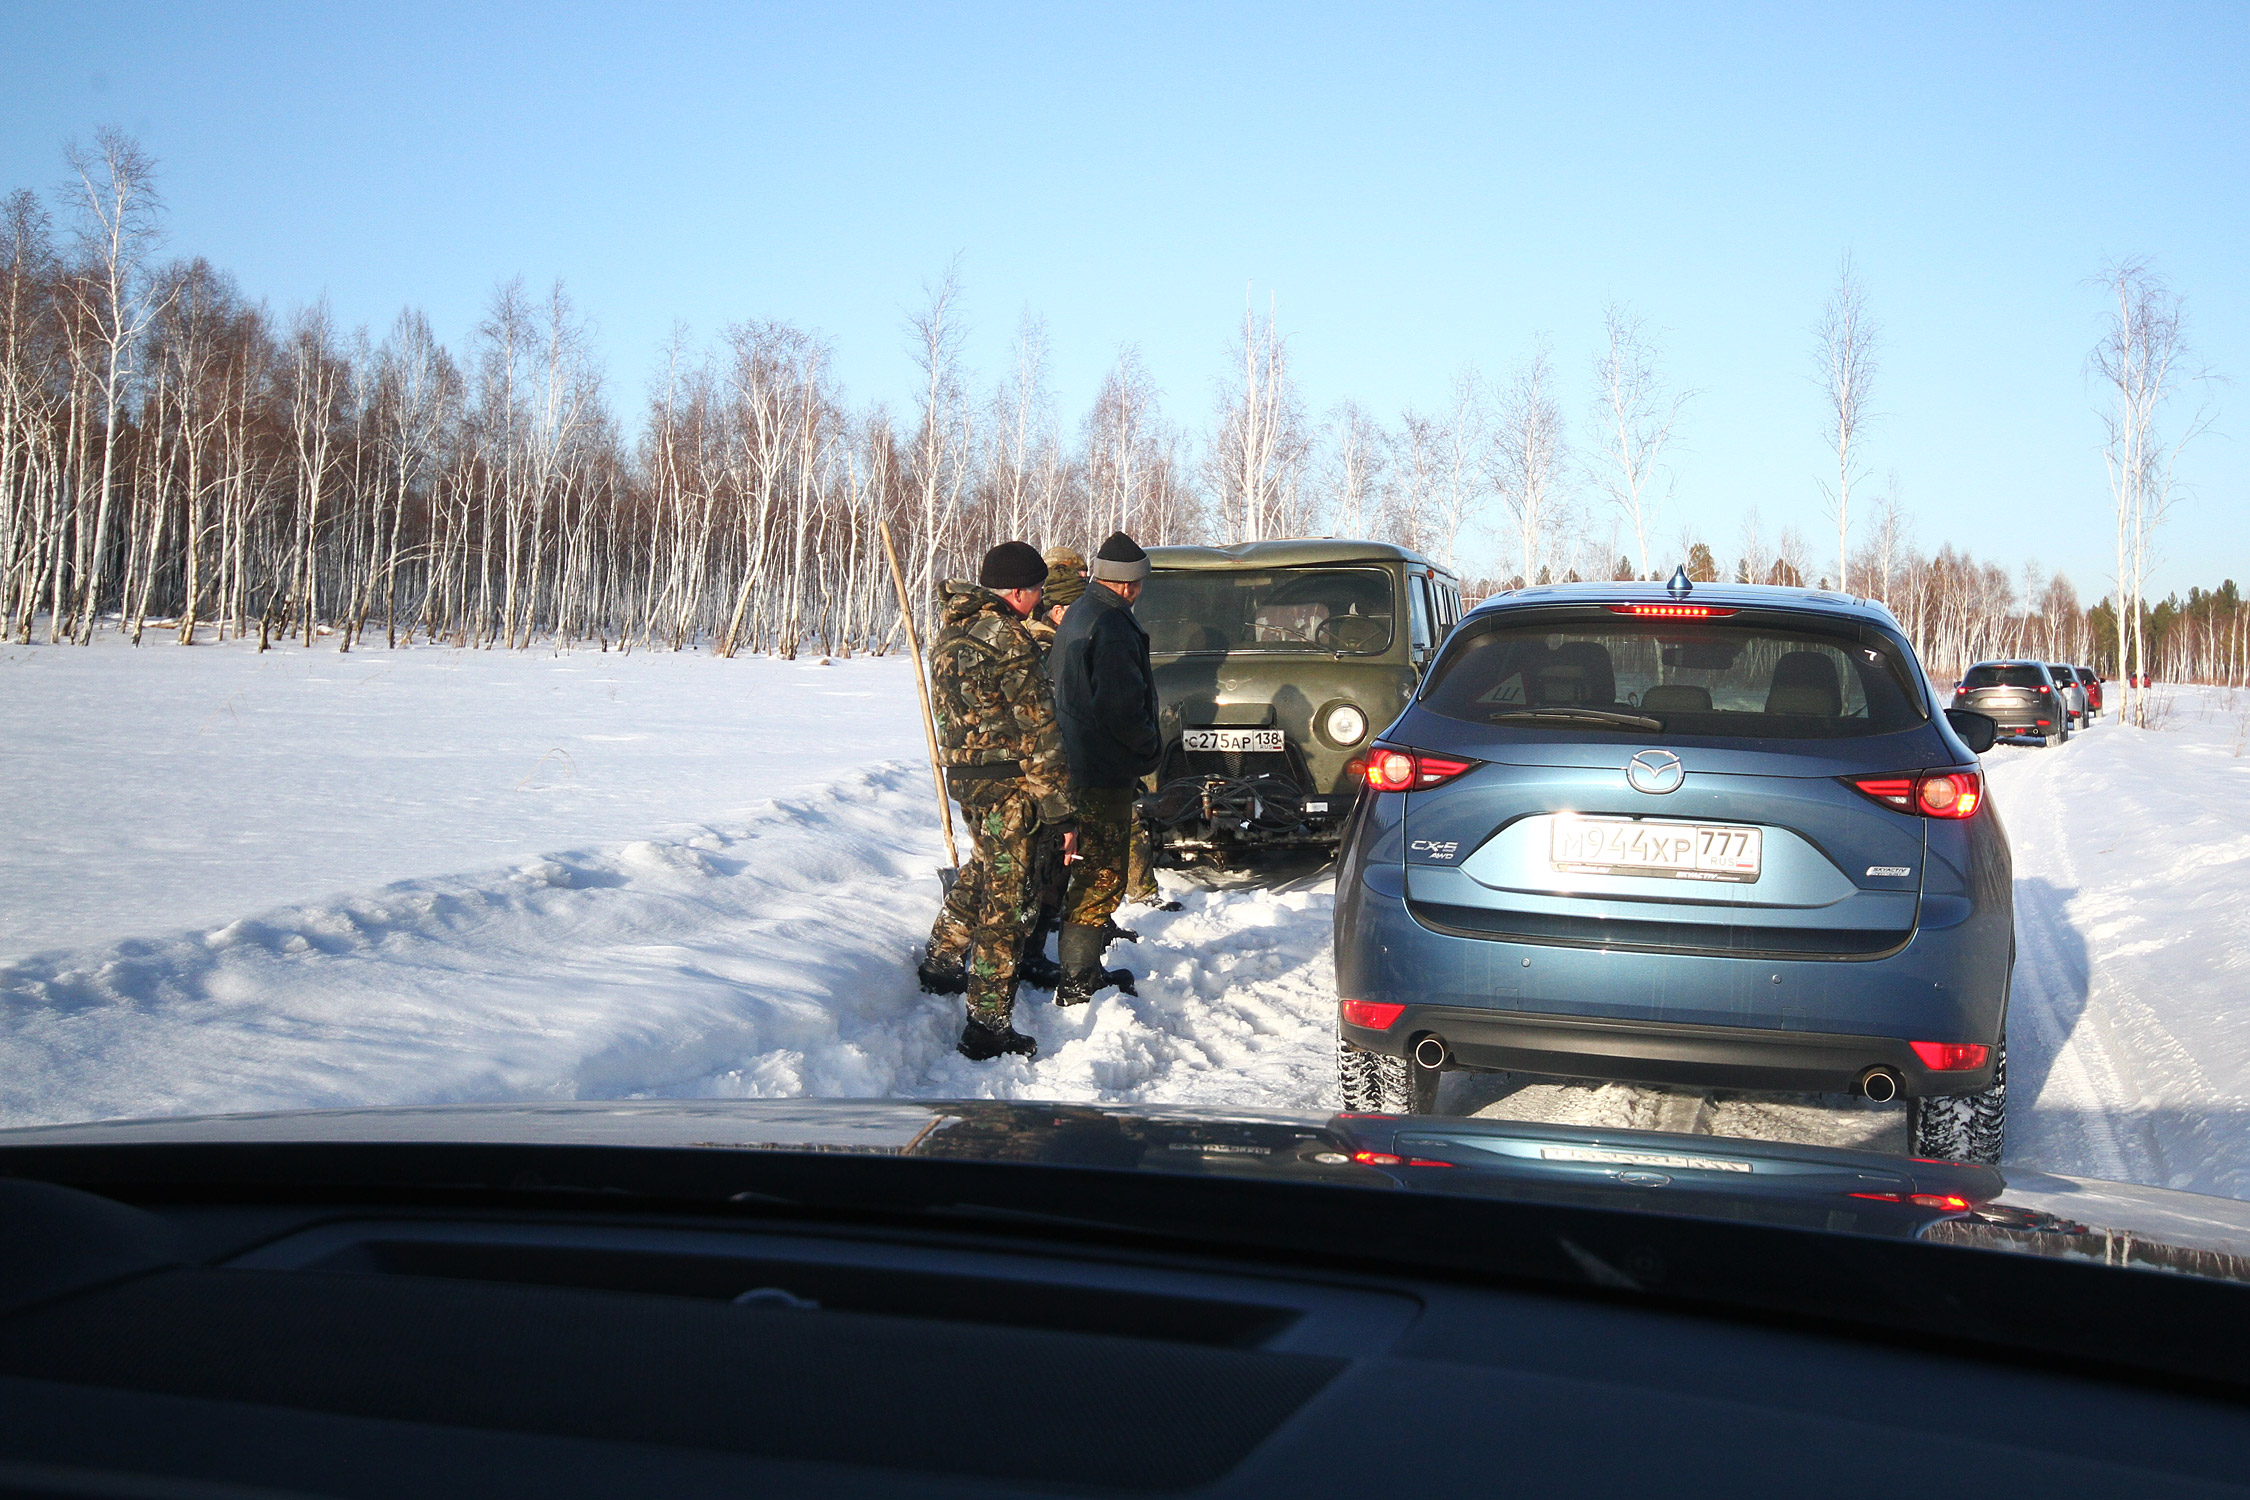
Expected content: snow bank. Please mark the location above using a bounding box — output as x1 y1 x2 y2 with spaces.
0 635 927 957
0 759 1339 1128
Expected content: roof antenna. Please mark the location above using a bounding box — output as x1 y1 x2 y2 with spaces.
1666 565 1693 599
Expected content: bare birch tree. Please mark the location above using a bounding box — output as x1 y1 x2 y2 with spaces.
60 128 165 643
1588 304 1689 579
1211 293 1306 542
1492 345 1566 587
1813 253 1879 594
2091 258 2213 724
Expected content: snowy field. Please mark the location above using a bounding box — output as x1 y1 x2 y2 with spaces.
5 634 2249 1201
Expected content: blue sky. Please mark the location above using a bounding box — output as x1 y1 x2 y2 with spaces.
2 1 2242 597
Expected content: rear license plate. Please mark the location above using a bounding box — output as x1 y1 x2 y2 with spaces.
1183 728 1284 753
1550 815 1762 883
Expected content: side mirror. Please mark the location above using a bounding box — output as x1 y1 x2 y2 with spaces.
1946 708 1998 754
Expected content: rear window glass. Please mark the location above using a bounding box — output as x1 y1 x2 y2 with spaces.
1963 664 2048 688
1422 617 1928 739
1140 567 1394 655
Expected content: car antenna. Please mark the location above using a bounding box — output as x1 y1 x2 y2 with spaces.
1666 565 1692 599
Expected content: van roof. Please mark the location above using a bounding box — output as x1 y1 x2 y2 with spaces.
1145 538 1452 575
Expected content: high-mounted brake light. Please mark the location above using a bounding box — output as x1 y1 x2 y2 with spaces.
1909 1040 1991 1071
1846 770 1981 820
1607 604 1738 618
1341 1000 1407 1030
1364 746 1477 792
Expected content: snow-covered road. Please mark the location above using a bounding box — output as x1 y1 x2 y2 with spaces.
5 637 2248 1199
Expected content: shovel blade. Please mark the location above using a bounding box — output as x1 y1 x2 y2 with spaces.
937 866 959 897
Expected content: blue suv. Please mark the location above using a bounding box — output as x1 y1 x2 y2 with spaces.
1333 579 2012 1163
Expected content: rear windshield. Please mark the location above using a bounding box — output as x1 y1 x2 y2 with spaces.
1140 567 1394 655
2075 667 2097 683
1422 617 1928 739
1963 664 2048 688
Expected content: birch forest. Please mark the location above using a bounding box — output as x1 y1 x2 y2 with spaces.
3 133 2239 686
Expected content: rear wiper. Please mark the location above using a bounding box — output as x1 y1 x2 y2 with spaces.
1490 708 1663 732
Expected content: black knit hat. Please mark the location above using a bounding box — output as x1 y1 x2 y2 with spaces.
1091 531 1150 583
979 540 1048 591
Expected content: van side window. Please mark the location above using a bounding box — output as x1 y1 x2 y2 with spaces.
1408 573 1434 654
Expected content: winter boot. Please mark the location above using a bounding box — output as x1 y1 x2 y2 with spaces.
957 1015 1038 1062
916 952 967 995
1016 945 1064 991
1055 923 1138 1006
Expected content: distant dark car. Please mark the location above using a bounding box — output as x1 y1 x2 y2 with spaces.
1332 580 2013 1163
2073 664 2104 717
1954 660 2071 746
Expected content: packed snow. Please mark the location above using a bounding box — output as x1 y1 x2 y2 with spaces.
5 635 2250 1202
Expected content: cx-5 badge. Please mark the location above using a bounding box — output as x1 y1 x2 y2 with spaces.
1626 749 1685 794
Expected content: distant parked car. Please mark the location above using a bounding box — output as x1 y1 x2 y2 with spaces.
1954 661 2070 747
2046 663 2086 728
1333 579 2013 1164
2072 665 2103 719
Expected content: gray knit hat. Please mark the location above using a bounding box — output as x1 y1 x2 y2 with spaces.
1091 531 1150 584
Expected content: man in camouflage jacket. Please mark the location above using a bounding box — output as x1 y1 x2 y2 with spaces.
920 541 1079 1061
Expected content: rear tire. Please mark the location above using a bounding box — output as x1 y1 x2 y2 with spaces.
1338 1035 1407 1112
1908 1041 2007 1165
1338 1036 1422 1114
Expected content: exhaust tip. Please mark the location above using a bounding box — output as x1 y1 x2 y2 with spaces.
1413 1035 1450 1070
1858 1067 1901 1103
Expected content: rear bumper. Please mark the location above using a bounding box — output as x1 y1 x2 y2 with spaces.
1340 1005 1998 1097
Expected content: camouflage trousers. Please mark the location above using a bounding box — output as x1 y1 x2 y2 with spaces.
927 784 1041 1027
1125 808 1160 903
1063 786 1137 928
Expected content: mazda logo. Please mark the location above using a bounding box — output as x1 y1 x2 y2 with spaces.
1626 749 1684 794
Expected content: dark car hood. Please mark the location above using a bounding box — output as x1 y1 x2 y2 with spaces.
5 1099 2248 1282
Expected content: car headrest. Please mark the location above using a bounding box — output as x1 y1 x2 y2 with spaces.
1765 651 1842 717
1536 642 1616 706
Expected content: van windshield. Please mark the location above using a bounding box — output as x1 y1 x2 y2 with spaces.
1422 616 1929 738
1139 567 1395 655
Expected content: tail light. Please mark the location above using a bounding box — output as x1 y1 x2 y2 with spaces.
1364 745 1478 792
1847 1191 1975 1211
1846 770 1982 820
1353 1150 1456 1167
1341 1000 1406 1030
1909 1040 1990 1070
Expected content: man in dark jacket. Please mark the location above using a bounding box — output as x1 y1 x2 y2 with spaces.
1049 531 1162 1005
919 541 1079 1061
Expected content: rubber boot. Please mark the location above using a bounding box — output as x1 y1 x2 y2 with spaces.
1055 923 1138 1006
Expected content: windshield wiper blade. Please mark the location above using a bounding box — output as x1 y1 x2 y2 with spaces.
1490 708 1663 732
